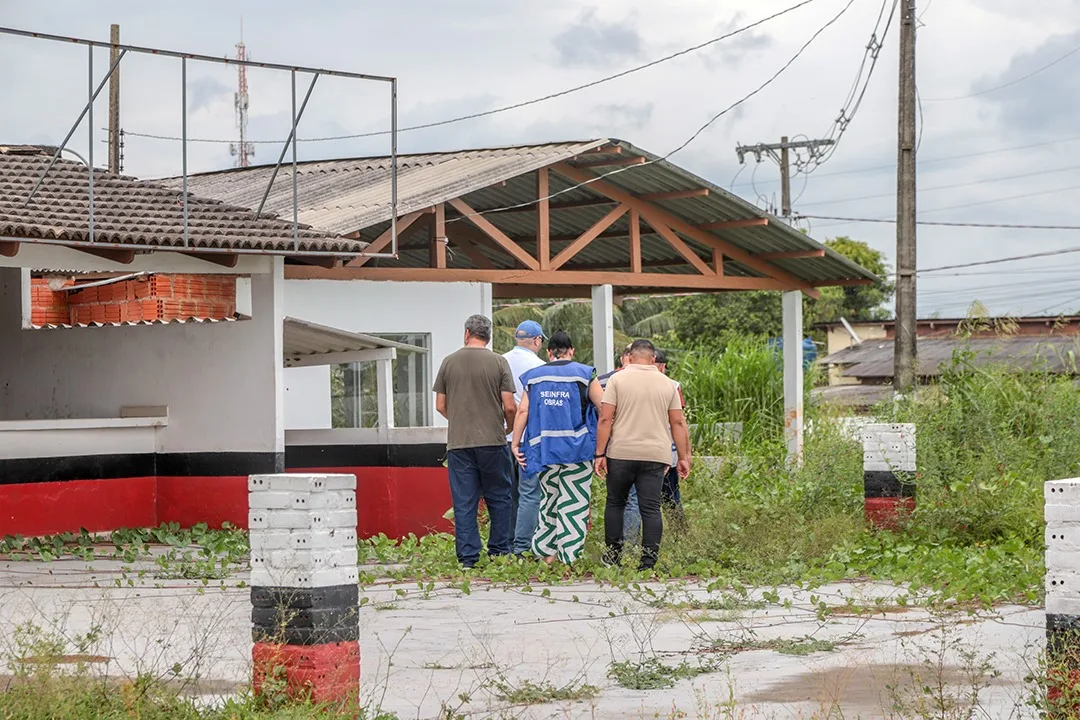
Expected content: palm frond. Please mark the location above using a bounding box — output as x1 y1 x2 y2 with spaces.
627 312 674 338
492 304 544 327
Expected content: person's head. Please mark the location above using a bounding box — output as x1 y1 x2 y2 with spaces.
617 343 633 369
513 320 545 353
463 314 492 347
627 338 657 366
546 330 575 361
654 349 668 374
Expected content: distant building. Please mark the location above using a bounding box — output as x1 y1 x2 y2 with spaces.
813 317 1080 410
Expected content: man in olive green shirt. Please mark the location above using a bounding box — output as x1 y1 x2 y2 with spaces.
433 314 517 568
594 339 691 570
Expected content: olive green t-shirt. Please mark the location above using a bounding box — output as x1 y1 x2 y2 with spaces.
433 347 516 450
602 364 681 465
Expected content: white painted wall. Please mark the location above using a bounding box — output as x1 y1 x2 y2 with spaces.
0 262 284 456
283 279 489 429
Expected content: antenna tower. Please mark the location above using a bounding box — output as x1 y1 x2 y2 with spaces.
229 24 255 167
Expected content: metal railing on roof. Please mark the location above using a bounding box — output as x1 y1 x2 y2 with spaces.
0 25 400 259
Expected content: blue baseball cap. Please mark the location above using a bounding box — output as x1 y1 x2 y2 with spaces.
514 320 546 339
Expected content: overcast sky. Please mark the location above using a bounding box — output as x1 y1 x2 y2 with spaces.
3 0 1080 317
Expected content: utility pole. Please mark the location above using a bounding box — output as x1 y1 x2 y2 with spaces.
107 23 121 174
735 137 835 221
894 0 917 395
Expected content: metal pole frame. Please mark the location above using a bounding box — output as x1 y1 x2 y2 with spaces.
7 25 401 260
182 57 189 247
255 73 319 218
88 45 94 243
23 47 127 207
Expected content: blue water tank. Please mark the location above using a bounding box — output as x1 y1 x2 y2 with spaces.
768 337 818 369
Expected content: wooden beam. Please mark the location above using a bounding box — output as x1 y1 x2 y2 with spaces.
813 278 877 287
447 197 539 270
641 215 714 276
493 284 594 299
548 227 654 244
713 248 724 276
347 210 426 267
0 241 18 257
77 247 135 264
448 234 497 269
698 218 769 231
629 208 642 274
640 188 709 201
294 256 341 269
285 265 792 291
182 252 238 267
487 198 615 215
549 204 629 270
572 156 647 170
756 249 826 260
551 163 818 298
536 168 550 270
430 203 447 269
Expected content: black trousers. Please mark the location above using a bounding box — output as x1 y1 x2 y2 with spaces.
605 458 666 568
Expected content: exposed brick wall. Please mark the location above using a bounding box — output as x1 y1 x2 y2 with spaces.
30 277 73 326
33 274 237 326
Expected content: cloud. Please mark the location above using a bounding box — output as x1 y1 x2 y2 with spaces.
594 102 653 130
701 14 772 70
551 8 644 68
187 76 232 115
978 30 1080 137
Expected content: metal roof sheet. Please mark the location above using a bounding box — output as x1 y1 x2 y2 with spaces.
821 336 1080 378
165 139 878 286
0 147 363 255
283 316 426 367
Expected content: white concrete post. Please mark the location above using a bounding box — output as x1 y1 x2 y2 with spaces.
592 284 615 375
1045 479 1080 683
375 356 395 442
480 283 493 336
249 472 360 705
782 290 804 465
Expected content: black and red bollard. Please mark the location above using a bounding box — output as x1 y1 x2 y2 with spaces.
248 473 360 708
862 424 916 530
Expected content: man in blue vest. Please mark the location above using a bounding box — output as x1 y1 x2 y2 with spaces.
510 331 603 565
502 320 546 555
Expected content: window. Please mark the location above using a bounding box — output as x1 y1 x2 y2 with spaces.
330 333 432 428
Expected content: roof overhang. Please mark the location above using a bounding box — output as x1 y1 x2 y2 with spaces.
283 316 426 368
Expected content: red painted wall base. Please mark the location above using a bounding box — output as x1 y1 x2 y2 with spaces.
0 466 452 539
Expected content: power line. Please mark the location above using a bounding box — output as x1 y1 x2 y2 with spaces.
917 246 1080 274
799 162 1080 208
447 0 859 225
922 39 1080 102
121 0 825 146
733 133 1080 188
799 215 1080 231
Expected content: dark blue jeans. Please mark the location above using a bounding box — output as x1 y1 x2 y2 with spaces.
447 445 514 566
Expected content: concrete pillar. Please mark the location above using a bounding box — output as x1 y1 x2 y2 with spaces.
592 284 615 375
375 355 395 442
249 473 360 709
1046 479 1080 707
480 283 493 334
781 290 804 465
253 256 286 465
862 423 916 528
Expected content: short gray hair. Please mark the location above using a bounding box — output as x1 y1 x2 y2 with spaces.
464 314 492 342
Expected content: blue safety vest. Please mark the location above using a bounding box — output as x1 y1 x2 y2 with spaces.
520 361 598 477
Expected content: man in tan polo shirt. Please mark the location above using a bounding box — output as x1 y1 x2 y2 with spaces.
594 339 691 570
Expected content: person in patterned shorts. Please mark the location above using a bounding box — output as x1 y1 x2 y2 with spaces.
510 331 603 566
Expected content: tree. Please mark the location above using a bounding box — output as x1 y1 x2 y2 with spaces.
670 236 894 349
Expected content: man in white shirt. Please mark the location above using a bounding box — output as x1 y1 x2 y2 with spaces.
502 320 546 555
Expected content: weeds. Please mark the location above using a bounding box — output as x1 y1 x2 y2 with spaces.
607 657 721 690
487 677 600 704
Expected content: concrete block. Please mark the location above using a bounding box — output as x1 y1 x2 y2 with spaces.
1046 596 1080 616
264 474 356 493
1048 551 1080 573
249 511 269 529
251 547 357 570
249 530 296 552
324 510 357 528
1047 527 1080 552
250 492 304 510
262 511 327 530
1046 479 1080 502
249 565 359 589
1046 505 1080 524
291 529 357 550
294 491 356 510
1046 570 1080 596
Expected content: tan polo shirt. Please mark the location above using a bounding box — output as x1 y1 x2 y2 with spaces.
602 364 681 465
